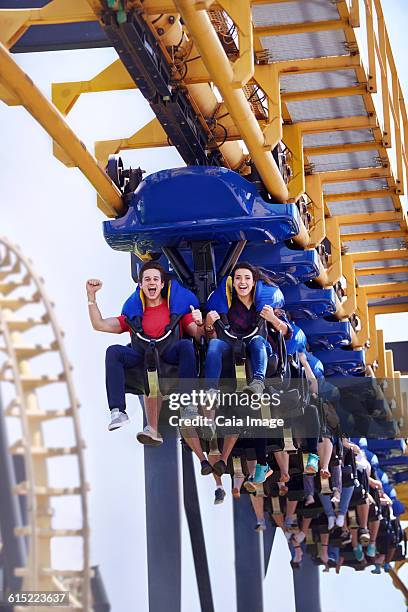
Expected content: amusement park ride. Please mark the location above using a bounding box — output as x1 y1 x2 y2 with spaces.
0 0 408 610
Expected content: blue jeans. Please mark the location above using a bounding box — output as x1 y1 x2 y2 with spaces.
105 340 196 410
204 335 273 389
319 485 354 518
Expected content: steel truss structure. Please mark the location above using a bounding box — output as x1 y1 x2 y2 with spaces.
0 1 408 610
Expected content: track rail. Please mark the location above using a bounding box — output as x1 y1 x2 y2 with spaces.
0 237 91 611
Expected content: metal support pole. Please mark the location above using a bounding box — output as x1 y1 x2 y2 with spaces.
182 447 215 612
0 394 27 594
233 495 264 612
91 565 111 612
263 524 276 576
293 552 321 612
144 408 181 612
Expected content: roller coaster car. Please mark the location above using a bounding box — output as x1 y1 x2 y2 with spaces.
313 348 366 377
282 285 337 319
296 319 352 350
238 243 321 286
103 166 301 254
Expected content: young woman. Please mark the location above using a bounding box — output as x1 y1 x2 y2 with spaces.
201 263 292 479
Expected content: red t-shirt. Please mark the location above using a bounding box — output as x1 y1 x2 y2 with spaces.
117 301 194 338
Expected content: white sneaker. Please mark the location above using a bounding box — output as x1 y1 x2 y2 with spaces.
136 425 163 446
336 514 345 528
328 515 336 530
108 409 130 431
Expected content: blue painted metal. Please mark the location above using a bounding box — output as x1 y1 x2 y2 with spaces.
297 319 352 349
367 439 406 453
233 495 264 612
394 471 408 484
239 243 320 285
104 167 300 252
313 348 366 376
144 419 181 612
281 285 337 319
293 553 322 612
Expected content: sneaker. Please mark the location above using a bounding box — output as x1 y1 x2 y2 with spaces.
214 487 226 505
336 514 345 528
304 453 319 474
328 515 336 531
213 459 227 477
243 476 257 493
136 425 163 446
353 544 364 562
255 519 266 532
340 529 352 545
242 378 265 396
253 463 270 484
204 388 219 410
108 409 130 431
366 543 376 557
371 564 382 574
384 562 391 573
359 528 370 545
201 460 213 476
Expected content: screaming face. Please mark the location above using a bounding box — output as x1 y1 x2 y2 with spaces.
233 268 255 298
141 269 164 302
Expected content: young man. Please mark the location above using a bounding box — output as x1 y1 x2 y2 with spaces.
86 262 204 442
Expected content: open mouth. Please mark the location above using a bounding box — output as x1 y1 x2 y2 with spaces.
148 287 157 296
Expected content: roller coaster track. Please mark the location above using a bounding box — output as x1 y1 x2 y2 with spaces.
0 0 408 606
0 237 91 611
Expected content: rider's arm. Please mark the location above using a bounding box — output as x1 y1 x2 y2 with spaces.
298 351 318 395
260 305 289 336
205 311 219 339
86 279 123 334
184 307 205 341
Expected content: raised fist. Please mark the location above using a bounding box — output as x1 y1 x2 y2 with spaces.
86 279 102 298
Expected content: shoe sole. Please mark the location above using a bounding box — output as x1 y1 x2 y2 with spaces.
214 499 225 505
359 534 370 545
243 481 256 493
108 418 130 432
136 433 163 446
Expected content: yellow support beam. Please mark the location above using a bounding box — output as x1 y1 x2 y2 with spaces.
0 0 96 49
325 218 342 285
95 118 169 168
0 42 124 218
365 282 408 298
52 60 135 117
352 249 408 263
173 0 290 205
306 174 325 247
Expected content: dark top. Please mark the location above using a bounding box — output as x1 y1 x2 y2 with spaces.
227 295 257 335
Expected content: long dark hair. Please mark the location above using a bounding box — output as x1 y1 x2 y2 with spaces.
231 261 274 286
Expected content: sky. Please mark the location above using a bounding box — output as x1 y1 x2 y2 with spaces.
0 1 407 611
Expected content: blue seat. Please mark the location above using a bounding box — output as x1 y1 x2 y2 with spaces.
104 167 300 253
313 348 366 377
297 319 352 349
282 285 337 319
394 471 408 484
377 455 408 468
239 243 320 285
367 439 406 453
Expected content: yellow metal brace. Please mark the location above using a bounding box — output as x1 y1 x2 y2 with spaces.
0 0 96 49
